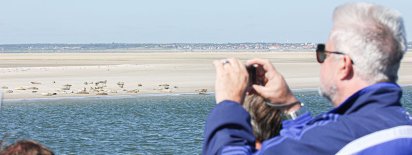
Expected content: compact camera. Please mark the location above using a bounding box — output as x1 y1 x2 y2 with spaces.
246 64 262 86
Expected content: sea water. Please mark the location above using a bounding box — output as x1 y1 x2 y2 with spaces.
0 87 411 154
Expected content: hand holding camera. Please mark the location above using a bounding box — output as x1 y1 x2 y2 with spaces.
213 58 249 104
246 59 299 110
213 58 299 112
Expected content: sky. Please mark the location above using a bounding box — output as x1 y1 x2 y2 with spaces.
0 0 411 44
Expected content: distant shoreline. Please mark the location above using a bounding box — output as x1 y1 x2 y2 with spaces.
0 43 410 52
0 43 318 52
0 49 315 54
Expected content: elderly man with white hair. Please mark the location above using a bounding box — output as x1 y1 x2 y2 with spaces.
203 2 412 154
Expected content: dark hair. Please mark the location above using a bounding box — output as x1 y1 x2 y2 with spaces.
242 94 282 142
0 140 54 155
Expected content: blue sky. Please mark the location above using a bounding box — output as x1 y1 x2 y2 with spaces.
0 0 411 44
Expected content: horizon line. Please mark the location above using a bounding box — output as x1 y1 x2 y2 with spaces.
0 42 319 45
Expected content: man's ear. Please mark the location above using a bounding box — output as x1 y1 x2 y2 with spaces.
338 55 354 80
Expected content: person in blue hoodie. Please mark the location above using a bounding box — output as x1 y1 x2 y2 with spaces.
203 2 412 155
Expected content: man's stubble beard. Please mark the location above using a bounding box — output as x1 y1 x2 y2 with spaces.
318 82 337 103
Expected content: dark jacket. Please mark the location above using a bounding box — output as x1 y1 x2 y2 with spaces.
203 82 412 154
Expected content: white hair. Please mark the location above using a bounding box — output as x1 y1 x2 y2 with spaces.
330 2 407 83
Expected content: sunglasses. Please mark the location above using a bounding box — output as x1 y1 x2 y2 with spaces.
316 44 353 64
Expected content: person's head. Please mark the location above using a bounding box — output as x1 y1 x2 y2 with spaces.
0 140 54 155
319 2 407 105
242 94 282 142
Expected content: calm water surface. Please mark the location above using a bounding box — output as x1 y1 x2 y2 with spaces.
1 87 411 154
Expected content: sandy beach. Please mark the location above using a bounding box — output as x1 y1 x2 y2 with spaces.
1 51 412 99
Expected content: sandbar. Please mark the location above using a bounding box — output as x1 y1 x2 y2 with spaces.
1 51 411 99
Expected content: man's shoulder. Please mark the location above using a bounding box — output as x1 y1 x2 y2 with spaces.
336 125 412 155
327 105 412 145
259 105 412 154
